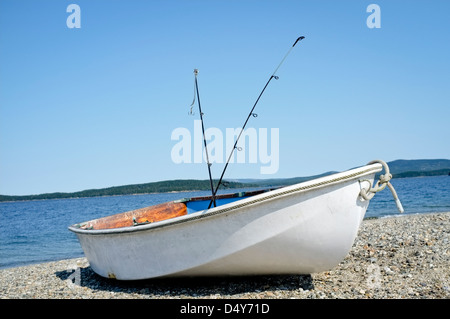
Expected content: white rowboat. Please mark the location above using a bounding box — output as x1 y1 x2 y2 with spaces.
69 160 402 280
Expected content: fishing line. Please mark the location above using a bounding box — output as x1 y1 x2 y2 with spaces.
207 36 305 209
189 79 196 115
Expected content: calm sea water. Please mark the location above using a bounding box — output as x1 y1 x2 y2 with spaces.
0 176 449 269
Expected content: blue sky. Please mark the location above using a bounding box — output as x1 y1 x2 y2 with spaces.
1 0 449 195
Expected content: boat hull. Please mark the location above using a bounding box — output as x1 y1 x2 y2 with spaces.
69 163 382 280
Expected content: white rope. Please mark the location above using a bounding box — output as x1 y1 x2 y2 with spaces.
359 160 404 213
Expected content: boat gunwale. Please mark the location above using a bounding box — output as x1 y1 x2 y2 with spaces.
174 188 279 204
68 163 382 236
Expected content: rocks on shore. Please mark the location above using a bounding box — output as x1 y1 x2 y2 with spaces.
1 212 449 299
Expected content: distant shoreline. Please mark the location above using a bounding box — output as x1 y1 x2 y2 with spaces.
0 189 206 204
0 169 450 202
0 180 257 203
0 186 272 204
1 169 448 203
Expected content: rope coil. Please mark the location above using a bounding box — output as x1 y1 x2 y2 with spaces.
359 160 404 213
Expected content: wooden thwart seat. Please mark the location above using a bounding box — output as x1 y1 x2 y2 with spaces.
77 202 187 230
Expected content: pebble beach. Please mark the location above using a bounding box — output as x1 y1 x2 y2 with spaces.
1 212 449 300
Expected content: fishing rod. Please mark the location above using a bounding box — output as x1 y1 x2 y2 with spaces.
192 69 217 207
208 36 305 209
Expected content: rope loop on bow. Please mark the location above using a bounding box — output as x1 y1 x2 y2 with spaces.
359 160 404 213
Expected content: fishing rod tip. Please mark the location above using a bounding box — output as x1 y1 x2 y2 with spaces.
293 36 305 47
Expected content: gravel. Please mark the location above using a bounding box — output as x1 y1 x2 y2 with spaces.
1 212 449 299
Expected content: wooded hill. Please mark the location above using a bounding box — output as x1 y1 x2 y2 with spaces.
0 180 255 202
1 159 448 202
